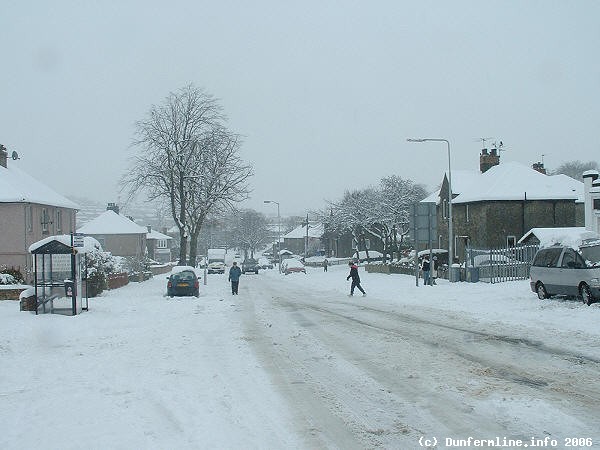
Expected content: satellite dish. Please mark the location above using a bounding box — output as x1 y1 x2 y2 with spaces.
11 151 19 160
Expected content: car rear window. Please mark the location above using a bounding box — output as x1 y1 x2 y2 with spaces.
532 247 563 267
173 271 196 281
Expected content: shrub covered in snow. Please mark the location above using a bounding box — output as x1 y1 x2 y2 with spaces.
0 267 24 285
83 249 120 296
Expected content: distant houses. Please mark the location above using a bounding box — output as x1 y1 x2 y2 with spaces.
146 226 172 263
77 209 148 260
0 146 79 282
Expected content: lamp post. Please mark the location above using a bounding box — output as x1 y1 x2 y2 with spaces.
264 200 281 273
407 138 453 265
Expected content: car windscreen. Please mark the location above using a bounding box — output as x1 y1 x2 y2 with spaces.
580 244 600 266
532 247 563 267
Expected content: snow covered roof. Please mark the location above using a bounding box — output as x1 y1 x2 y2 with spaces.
423 162 583 205
28 234 102 254
452 162 582 204
0 165 79 209
147 229 172 240
76 210 148 235
283 223 324 239
518 227 600 248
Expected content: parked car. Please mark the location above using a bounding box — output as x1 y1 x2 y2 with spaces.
470 254 516 267
242 258 260 274
258 257 273 269
207 261 226 274
529 242 600 305
282 258 306 275
167 266 199 297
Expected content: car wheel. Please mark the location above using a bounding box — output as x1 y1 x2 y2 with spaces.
580 283 594 306
536 282 548 300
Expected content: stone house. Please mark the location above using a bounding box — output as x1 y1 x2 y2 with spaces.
0 146 78 282
77 208 147 259
423 150 584 261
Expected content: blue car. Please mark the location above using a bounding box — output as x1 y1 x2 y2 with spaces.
167 268 199 297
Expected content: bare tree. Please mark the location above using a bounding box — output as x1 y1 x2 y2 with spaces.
122 84 251 265
320 175 427 262
551 160 599 180
185 128 252 264
228 209 270 259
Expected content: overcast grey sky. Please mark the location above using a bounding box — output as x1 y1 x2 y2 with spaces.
2 1 599 216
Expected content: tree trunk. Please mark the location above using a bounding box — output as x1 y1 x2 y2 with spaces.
178 230 187 265
188 231 199 266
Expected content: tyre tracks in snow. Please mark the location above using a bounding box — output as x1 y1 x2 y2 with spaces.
239 276 600 448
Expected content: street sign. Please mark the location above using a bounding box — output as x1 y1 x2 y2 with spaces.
73 233 85 248
409 203 437 243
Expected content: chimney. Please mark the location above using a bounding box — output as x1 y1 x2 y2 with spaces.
0 144 7 168
106 202 120 214
147 225 152 233
479 147 500 173
583 170 599 232
532 162 547 174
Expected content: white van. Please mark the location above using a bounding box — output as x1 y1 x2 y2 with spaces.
529 241 600 305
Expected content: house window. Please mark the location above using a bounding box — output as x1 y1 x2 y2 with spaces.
56 210 62 232
506 236 516 247
157 239 167 249
26 205 33 232
41 208 50 233
466 204 470 223
442 199 448 219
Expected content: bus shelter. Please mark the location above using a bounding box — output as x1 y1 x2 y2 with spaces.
28 234 100 316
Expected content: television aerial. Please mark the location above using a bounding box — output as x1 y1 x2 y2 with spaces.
475 137 493 149
492 140 506 152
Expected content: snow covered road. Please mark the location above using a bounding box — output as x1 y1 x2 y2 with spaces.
239 269 600 448
2 264 600 449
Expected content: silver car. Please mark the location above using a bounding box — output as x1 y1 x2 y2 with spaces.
529 242 600 305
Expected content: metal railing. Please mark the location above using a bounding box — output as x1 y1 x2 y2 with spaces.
466 244 539 284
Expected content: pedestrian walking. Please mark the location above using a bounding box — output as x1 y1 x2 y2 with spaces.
346 261 366 297
421 254 431 286
431 256 438 285
323 258 329 272
228 261 242 295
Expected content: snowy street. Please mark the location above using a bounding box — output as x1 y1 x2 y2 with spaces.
2 264 600 449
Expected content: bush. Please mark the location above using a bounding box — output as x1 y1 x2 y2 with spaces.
0 267 24 285
83 250 119 297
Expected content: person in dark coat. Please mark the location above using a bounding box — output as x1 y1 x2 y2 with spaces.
346 261 366 297
228 261 242 295
323 258 329 272
421 255 431 286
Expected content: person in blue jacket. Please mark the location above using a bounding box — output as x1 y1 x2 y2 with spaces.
228 261 242 295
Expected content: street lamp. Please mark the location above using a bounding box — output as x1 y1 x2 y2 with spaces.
264 200 281 273
407 138 454 265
